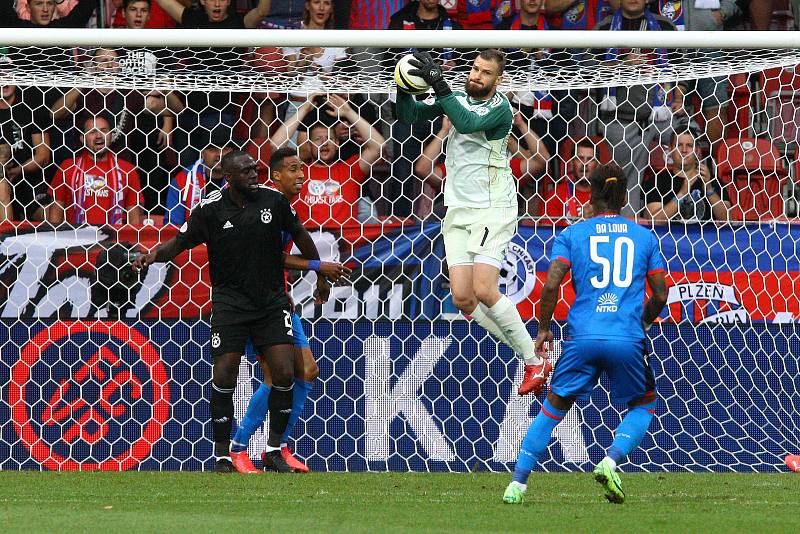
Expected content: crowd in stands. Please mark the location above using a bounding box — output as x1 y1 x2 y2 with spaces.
0 0 796 229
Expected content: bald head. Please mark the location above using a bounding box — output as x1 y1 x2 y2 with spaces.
221 150 251 174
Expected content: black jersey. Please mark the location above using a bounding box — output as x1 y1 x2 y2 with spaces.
175 186 302 321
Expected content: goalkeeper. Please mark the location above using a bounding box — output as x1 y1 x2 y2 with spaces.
397 49 551 395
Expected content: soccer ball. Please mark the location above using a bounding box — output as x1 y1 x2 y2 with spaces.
394 54 430 95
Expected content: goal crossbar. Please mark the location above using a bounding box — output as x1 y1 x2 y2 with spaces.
1 28 799 50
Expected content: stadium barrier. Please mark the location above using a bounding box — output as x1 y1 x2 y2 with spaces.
1 222 798 472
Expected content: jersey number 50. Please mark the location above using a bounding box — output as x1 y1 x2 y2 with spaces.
589 235 634 289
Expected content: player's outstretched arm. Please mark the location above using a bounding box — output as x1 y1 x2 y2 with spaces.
283 254 352 285
536 259 571 357
642 270 668 330
131 237 189 272
286 217 332 296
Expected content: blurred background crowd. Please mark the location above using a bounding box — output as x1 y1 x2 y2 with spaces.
1 0 798 229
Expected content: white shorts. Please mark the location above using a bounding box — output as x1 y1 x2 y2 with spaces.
442 206 517 268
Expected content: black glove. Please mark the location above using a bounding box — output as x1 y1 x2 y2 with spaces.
408 51 452 98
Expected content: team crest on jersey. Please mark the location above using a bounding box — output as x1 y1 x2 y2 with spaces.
260 208 272 224
596 292 619 313
211 332 221 348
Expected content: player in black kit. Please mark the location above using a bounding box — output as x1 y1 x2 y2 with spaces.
132 150 328 473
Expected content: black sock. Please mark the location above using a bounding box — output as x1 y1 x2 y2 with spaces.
211 383 235 456
267 383 293 448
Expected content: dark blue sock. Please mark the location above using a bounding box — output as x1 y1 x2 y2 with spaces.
607 401 656 465
230 382 271 453
282 379 313 445
512 399 567 485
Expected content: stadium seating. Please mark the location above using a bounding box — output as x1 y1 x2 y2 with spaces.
715 137 789 220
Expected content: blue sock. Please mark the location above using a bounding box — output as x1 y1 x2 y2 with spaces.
282 379 313 445
607 401 656 465
512 399 568 485
230 382 271 453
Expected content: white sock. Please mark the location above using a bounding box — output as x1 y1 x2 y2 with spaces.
264 445 281 453
603 456 617 470
509 480 527 492
485 296 542 366
470 302 514 349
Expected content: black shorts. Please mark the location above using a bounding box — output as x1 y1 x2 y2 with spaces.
210 306 294 358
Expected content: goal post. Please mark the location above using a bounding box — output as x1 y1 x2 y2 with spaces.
0 29 798 472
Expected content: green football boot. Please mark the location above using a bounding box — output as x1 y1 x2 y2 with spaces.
593 458 625 504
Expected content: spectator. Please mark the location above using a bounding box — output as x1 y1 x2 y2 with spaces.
49 115 144 225
545 0 615 29
51 47 180 213
414 114 549 219
156 0 272 148
496 0 558 157
386 0 463 67
111 0 182 28
1 0 96 27
445 0 516 29
271 94 385 228
644 129 730 223
385 0 463 216
164 127 231 225
156 0 271 28
595 0 677 216
538 138 598 219
544 1 616 152
282 0 349 120
259 0 306 28
15 0 79 21
657 0 741 157
0 85 51 222
349 0 406 29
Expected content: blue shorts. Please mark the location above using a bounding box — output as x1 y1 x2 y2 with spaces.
550 338 655 405
291 312 310 349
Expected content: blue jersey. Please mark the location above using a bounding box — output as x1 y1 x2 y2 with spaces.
550 214 665 341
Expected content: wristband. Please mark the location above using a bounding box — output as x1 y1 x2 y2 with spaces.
308 260 321 272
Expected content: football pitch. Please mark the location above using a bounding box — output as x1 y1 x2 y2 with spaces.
1 472 798 533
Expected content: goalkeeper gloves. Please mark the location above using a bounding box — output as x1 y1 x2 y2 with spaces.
408 51 452 98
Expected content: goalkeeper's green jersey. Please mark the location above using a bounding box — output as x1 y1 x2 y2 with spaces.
397 90 515 209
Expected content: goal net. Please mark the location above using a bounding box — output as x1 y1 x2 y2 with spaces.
0 29 798 472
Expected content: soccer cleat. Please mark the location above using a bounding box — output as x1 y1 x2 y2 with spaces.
518 358 553 396
593 459 625 504
214 458 234 473
262 449 295 473
230 450 261 474
502 481 527 504
281 445 310 473
785 454 800 473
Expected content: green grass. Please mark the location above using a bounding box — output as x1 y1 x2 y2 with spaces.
1 472 798 533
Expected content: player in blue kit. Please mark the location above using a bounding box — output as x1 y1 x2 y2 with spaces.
503 162 669 505
229 147 351 474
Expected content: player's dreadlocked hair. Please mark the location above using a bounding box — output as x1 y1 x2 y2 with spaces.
590 162 627 213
